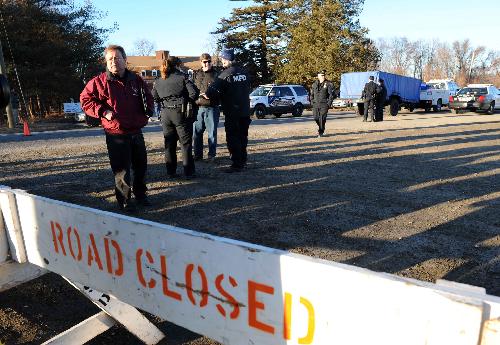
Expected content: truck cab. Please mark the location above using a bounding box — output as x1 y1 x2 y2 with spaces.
419 79 460 112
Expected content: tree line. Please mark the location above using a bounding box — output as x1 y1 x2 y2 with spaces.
213 0 378 88
2 0 498 124
215 1 500 88
0 0 113 122
377 37 499 86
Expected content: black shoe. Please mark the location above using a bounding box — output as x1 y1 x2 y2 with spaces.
224 165 243 173
136 197 152 207
118 200 136 213
362 119 367 122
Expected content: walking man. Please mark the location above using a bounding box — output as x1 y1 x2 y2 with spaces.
204 48 251 173
80 45 154 211
362 76 377 122
310 70 334 137
193 53 220 162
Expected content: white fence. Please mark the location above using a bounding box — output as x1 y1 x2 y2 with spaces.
1 185 499 344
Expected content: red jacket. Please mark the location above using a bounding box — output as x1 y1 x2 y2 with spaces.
80 70 154 135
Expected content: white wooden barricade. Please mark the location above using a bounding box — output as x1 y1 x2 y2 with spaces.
0 186 165 344
1 186 500 345
0 186 46 292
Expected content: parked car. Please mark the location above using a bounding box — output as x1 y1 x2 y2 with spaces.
449 84 500 114
331 98 353 108
249 84 310 119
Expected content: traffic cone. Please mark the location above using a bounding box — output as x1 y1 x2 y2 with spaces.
23 121 31 136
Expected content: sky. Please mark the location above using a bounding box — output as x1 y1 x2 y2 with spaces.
84 0 500 56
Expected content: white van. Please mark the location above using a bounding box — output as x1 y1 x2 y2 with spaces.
249 84 310 118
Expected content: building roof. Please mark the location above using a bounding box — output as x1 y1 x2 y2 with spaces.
126 51 214 72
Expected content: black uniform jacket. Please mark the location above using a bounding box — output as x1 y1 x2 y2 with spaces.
311 80 334 107
152 71 198 108
362 80 378 101
206 64 251 118
376 84 387 104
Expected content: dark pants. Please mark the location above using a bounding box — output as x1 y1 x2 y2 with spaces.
224 115 251 168
313 105 329 134
364 99 375 121
375 101 384 121
105 132 147 206
161 108 195 176
193 106 220 159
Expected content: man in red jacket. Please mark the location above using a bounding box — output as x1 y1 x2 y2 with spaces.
80 45 154 212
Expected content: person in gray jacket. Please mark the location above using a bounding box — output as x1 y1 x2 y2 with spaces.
153 57 199 178
310 70 334 137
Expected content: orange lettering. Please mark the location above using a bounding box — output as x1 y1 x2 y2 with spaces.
104 238 123 276
248 280 275 334
215 274 240 319
136 249 156 289
185 264 209 307
283 292 292 340
160 255 181 301
50 221 66 255
67 226 82 261
86 233 103 270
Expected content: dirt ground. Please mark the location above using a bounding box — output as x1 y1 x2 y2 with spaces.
0 109 499 344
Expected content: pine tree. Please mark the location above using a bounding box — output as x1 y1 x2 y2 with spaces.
276 0 379 88
213 0 290 85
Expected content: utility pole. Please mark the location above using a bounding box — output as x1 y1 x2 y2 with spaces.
0 38 14 128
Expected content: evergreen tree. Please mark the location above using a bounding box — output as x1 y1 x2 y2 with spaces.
276 0 379 88
0 0 114 118
213 0 289 85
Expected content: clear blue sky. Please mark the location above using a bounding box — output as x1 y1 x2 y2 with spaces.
85 0 500 56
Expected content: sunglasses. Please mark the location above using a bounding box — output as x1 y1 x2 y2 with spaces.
202 60 212 64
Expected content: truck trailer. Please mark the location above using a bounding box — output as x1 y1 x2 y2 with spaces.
339 71 422 116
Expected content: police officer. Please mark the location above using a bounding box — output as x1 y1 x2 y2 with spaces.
153 57 199 178
310 70 334 137
362 76 377 122
204 48 251 173
375 78 387 122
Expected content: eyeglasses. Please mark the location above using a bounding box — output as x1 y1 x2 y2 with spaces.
202 60 212 64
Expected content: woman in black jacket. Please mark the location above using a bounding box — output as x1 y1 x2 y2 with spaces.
152 57 199 178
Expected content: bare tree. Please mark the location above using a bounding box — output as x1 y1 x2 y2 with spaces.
377 37 499 86
133 39 156 56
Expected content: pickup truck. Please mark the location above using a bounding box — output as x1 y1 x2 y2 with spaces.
418 79 460 112
339 71 421 116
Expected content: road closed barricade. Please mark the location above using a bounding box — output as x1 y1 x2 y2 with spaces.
1 185 499 344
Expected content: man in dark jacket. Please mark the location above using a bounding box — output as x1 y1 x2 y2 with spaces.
362 76 377 122
375 78 387 122
80 45 154 211
310 70 334 137
192 53 220 161
204 48 251 173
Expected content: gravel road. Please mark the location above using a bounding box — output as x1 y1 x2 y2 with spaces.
1 109 499 344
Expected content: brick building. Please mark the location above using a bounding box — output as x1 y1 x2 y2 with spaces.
126 50 204 86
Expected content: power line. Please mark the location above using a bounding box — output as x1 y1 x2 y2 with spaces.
0 6 29 120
